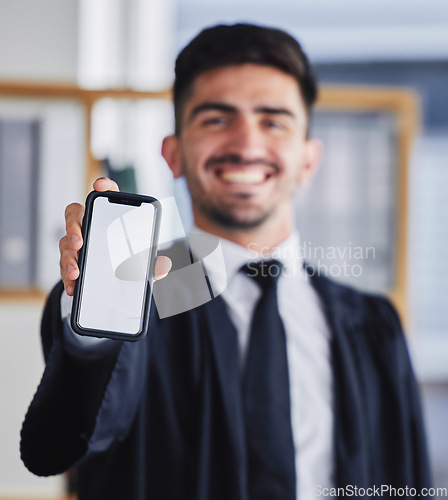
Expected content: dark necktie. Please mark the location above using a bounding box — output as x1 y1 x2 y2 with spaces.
241 260 296 500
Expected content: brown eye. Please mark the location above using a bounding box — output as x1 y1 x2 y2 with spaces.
263 119 284 130
202 116 227 127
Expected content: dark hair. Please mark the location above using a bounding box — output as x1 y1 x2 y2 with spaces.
173 23 318 135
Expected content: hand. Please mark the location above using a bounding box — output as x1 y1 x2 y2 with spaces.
59 177 172 296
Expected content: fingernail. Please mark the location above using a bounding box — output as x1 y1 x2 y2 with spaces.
66 285 73 295
67 265 75 275
70 235 80 246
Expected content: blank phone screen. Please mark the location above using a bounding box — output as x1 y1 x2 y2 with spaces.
77 196 156 335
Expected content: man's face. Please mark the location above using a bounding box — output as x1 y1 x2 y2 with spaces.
163 64 319 231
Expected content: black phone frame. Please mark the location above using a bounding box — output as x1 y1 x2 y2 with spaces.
70 190 161 341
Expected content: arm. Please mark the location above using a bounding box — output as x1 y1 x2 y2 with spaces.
21 178 170 476
21 280 128 476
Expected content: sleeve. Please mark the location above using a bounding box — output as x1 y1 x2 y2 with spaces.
20 281 150 476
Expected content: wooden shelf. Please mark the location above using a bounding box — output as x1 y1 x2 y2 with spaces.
0 80 171 101
0 287 47 301
317 85 420 324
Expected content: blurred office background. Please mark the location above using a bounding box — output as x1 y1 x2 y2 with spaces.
0 0 447 497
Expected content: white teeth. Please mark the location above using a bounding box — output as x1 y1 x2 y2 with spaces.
220 171 266 184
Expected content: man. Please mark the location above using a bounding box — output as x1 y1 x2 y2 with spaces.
21 24 431 500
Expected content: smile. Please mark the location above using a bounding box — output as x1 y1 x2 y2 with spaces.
213 166 275 185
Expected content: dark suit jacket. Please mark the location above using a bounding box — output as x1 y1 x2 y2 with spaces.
20 270 431 500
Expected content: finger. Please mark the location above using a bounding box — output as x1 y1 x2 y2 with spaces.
59 236 79 295
154 256 172 281
93 177 120 192
65 203 85 251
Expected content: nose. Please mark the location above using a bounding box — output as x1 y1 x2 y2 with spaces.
228 117 266 158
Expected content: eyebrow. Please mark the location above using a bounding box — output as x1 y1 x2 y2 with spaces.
189 102 237 122
188 102 296 122
254 106 295 119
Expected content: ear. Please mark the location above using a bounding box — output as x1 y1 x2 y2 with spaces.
296 139 322 187
161 135 183 178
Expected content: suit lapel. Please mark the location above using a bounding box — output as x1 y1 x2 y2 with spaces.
196 295 248 500
308 271 372 489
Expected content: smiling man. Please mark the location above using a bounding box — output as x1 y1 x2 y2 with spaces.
21 24 431 500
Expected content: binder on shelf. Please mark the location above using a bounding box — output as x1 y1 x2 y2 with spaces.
0 119 40 288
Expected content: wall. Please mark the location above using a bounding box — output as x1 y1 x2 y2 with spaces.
0 0 78 82
175 0 448 62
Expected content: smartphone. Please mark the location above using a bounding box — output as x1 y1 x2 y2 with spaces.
71 190 161 341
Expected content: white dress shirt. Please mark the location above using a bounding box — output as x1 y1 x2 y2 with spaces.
62 229 335 498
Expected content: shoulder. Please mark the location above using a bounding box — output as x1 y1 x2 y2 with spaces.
305 266 404 341
306 271 417 382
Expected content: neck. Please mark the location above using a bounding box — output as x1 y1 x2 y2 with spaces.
194 212 294 253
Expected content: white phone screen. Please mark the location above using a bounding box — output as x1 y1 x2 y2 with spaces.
77 196 156 335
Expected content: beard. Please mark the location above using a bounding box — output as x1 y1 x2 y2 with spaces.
192 192 272 230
